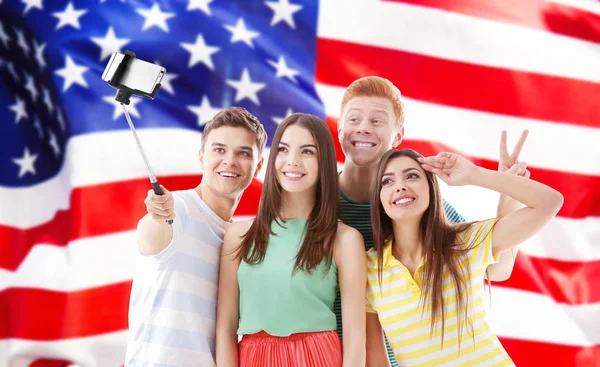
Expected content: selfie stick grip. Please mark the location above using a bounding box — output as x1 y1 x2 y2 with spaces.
152 181 164 195
152 181 174 225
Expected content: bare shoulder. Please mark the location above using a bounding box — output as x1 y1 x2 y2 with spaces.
228 219 253 235
333 222 367 270
223 219 253 250
333 222 365 253
336 222 363 242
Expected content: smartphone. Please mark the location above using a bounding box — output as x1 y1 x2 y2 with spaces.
102 52 165 98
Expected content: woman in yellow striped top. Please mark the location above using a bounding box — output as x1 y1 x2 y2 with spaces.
365 149 563 367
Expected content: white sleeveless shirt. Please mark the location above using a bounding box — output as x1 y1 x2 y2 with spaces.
125 189 229 366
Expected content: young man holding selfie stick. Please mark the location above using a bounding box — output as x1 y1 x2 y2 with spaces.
101 52 265 366
124 108 266 366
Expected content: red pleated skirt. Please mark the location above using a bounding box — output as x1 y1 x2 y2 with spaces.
239 330 342 367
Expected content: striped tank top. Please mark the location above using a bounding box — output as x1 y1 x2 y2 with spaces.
125 189 229 367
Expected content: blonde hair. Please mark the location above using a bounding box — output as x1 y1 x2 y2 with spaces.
340 76 405 128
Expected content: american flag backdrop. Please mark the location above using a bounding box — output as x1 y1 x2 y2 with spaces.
0 0 599 365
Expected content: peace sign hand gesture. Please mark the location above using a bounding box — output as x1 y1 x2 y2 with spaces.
500 130 531 178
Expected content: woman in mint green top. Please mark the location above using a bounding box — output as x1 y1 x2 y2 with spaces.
216 114 367 367
237 218 338 336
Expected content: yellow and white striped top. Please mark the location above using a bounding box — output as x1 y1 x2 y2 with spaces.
366 219 515 367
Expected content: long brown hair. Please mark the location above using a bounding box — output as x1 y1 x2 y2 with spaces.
237 113 340 273
371 149 473 345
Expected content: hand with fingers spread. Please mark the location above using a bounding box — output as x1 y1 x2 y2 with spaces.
499 130 530 178
144 185 176 223
417 152 478 186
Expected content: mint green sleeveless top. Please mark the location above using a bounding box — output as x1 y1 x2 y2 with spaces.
237 219 338 336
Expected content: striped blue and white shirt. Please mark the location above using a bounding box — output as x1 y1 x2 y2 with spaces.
125 189 229 367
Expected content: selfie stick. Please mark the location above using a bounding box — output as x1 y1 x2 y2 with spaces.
108 51 173 224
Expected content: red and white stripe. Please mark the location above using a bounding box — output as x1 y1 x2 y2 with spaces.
1 0 599 366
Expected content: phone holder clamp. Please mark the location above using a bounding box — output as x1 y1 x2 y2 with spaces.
107 50 162 105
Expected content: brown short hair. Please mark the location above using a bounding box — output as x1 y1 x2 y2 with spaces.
341 76 405 128
201 107 267 155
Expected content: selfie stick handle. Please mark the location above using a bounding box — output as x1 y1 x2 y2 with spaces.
121 103 173 225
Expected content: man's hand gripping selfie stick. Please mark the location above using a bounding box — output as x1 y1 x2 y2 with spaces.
104 50 173 224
